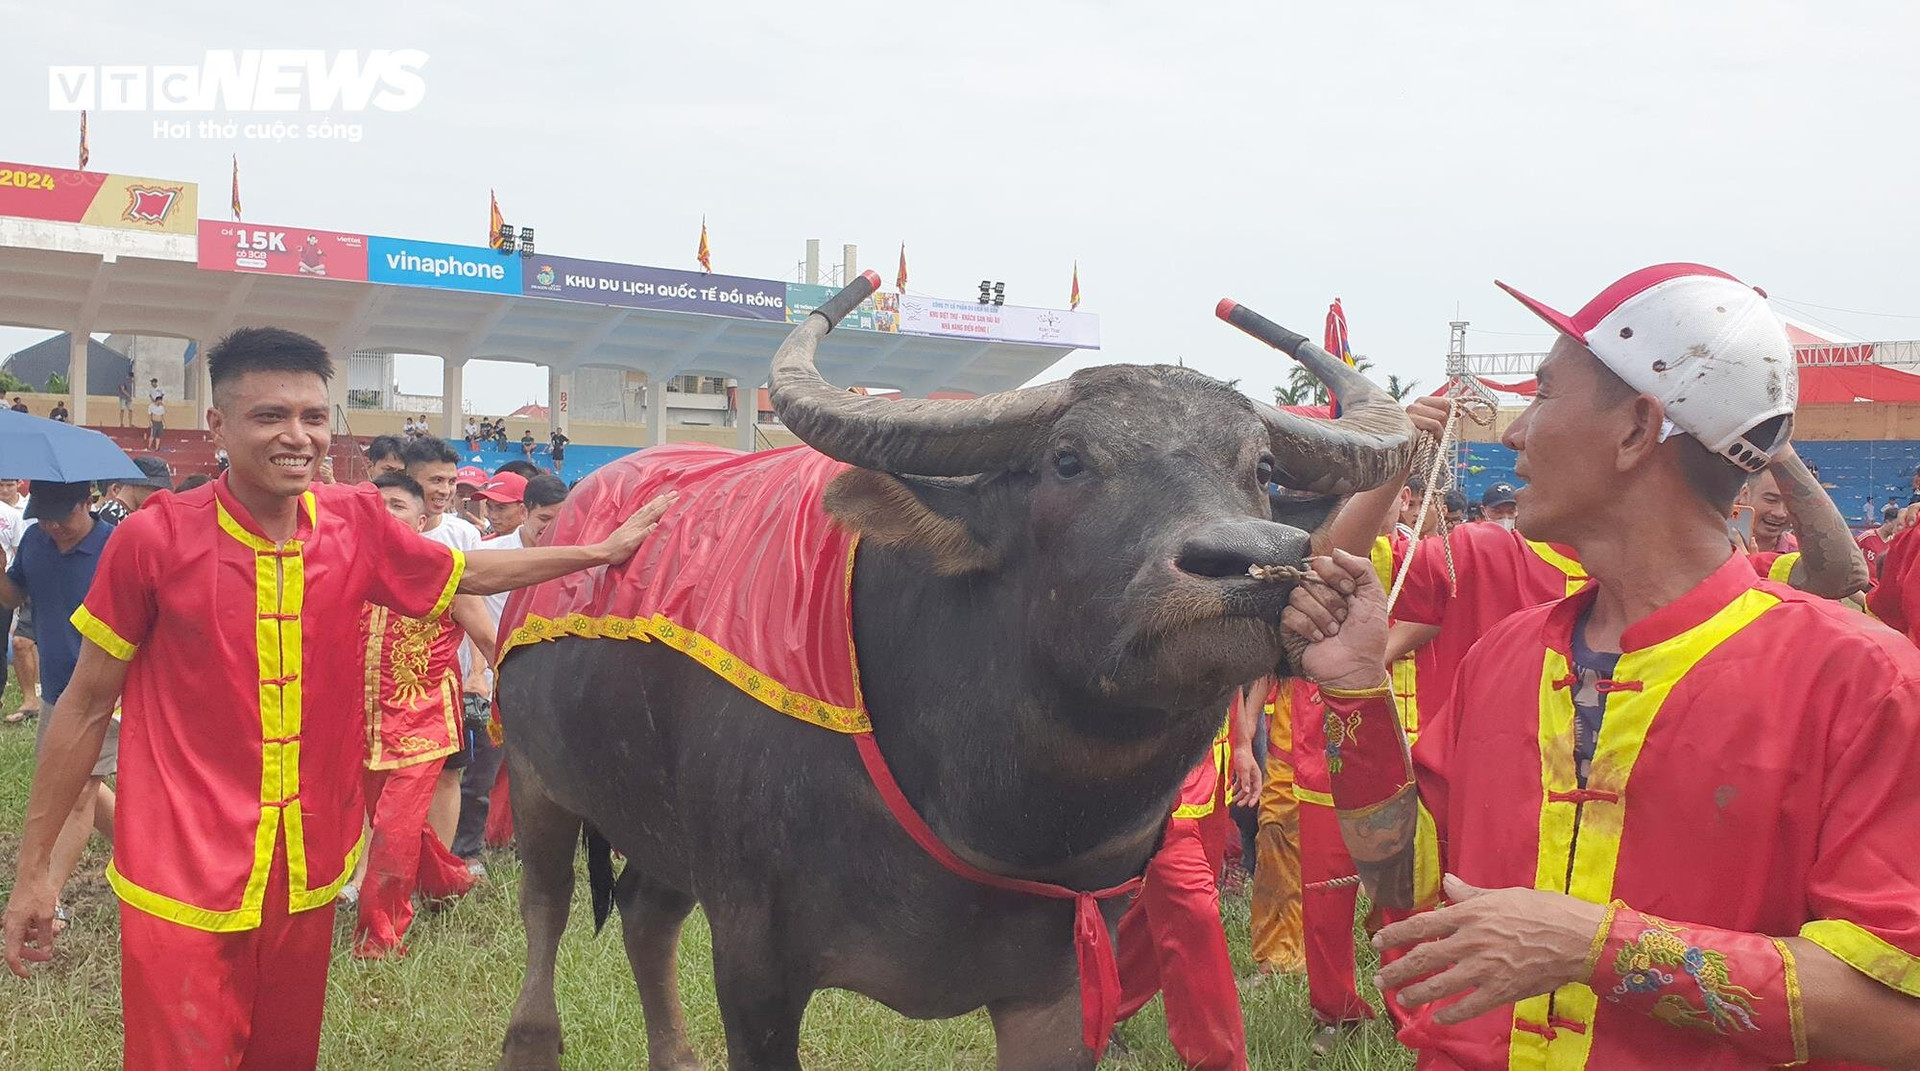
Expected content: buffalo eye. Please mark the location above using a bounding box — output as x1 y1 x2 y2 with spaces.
1256 454 1275 487
1054 450 1086 479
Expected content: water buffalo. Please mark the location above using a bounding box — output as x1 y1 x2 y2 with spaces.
491 277 1413 1070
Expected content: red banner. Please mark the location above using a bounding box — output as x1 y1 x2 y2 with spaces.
197 220 369 281
0 160 197 235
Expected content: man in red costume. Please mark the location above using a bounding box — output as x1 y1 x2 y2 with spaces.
1286 264 1920 1068
3 327 674 1071
354 473 499 957
1114 692 1260 1070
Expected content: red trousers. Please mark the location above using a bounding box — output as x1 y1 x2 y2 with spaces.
484 763 514 848
1299 799 1373 1025
355 760 475 958
120 847 334 1071
1117 806 1248 1071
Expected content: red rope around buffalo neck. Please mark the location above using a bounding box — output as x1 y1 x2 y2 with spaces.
851 731 1142 1059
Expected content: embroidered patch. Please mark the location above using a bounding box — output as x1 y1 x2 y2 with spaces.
1609 913 1761 1034
1323 709 1361 774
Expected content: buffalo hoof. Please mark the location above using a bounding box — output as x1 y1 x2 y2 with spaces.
494 1023 563 1071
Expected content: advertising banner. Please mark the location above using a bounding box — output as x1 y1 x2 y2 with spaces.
523 256 786 320
197 220 368 280
366 235 522 294
784 283 899 333
0 160 198 235
898 296 1100 349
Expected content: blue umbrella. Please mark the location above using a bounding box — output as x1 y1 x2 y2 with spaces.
0 408 145 482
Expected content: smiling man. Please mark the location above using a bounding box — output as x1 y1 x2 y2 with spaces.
1 327 675 1071
1285 265 1920 1069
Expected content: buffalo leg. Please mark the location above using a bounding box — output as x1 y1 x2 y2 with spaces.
709 920 809 1071
494 766 583 1071
987 989 1097 1071
616 873 704 1071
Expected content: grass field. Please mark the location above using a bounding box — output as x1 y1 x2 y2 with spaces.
0 678 1414 1069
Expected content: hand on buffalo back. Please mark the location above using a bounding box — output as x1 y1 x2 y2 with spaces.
596 491 679 566
1281 550 1391 692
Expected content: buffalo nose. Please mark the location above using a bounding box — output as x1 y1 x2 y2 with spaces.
1174 519 1312 580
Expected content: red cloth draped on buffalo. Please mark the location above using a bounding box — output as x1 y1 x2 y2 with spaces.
497 440 1139 1059
498 442 867 732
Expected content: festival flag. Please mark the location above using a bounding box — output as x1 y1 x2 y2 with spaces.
230 155 242 221
1325 298 1353 417
1071 262 1081 310
697 217 712 272
78 111 90 170
488 190 506 249
896 243 909 293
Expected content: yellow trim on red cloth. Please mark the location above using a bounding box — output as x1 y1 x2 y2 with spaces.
503 610 873 734
1768 551 1801 584
115 492 342 932
429 547 465 620
1507 586 1778 1069
1801 918 1920 997
71 604 137 661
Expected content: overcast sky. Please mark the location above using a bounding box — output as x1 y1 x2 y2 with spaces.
5 0 1919 413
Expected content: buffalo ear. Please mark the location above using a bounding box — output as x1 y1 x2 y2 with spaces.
825 469 1001 576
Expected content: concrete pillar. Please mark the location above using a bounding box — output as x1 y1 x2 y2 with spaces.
842 244 858 288
805 239 820 285
326 342 351 421
442 357 465 439
646 374 670 446
734 378 759 452
68 331 89 425
196 342 213 430
548 367 571 435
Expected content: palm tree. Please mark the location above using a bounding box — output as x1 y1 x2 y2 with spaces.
1273 380 1313 406
1384 373 1421 402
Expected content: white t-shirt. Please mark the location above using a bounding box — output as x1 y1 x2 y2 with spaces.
479 527 523 686
147 390 165 419
0 498 25 566
423 515 484 676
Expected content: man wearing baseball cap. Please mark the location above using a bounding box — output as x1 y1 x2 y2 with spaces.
96 457 172 527
1286 264 1918 1067
1478 482 1517 525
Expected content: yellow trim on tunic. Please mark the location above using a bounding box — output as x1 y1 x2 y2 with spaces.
1772 937 1809 1065
1525 540 1590 595
1506 588 1778 1070
1768 551 1801 584
1801 918 1920 997
119 493 345 932
1294 785 1336 808
70 604 137 661
429 547 465 620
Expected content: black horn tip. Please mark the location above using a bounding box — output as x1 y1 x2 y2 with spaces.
810 270 883 330
1217 299 1308 358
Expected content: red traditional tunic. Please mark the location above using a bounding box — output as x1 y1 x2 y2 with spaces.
72 476 463 931
1868 530 1920 643
1398 553 1920 1068
1393 524 1587 716
361 603 463 769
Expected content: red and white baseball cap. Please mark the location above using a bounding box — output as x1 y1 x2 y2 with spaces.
455 465 489 487
474 471 528 503
1497 263 1797 473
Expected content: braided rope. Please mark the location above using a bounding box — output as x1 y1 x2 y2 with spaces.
1384 391 1495 615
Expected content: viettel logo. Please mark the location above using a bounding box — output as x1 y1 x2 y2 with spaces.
123 185 182 224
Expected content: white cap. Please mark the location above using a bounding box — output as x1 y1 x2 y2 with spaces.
1498 263 1797 473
